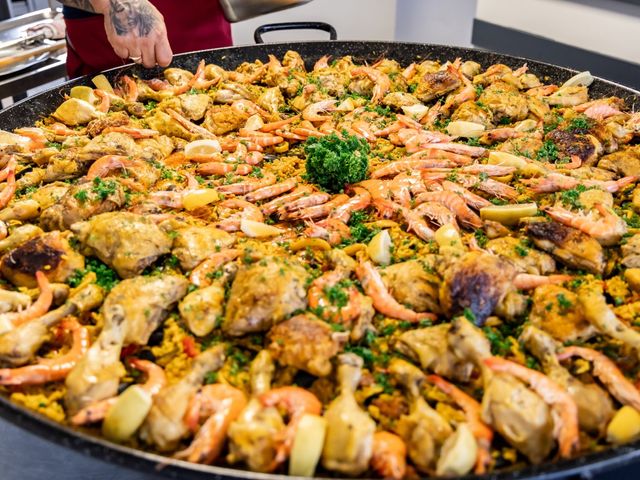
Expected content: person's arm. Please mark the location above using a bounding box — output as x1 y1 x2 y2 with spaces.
59 0 173 68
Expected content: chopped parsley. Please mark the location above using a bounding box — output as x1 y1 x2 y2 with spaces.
203 371 218 384
543 113 563 134
483 326 512 356
324 280 353 308
463 307 476 323
474 229 488 248
92 177 118 200
248 167 264 178
68 257 119 291
514 243 529 257
45 141 62 150
345 211 380 245
566 116 592 133
556 293 573 312
536 140 559 162
559 184 587 209
374 372 394 394
73 189 89 204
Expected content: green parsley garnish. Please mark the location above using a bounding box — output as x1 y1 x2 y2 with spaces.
92 177 118 200
536 140 559 162
68 257 119 291
304 132 369 193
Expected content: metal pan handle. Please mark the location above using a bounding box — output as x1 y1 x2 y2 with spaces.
254 21 337 44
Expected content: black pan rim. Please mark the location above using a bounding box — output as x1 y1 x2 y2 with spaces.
1 40 640 479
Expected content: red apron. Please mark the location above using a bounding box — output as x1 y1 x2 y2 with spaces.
64 1 232 78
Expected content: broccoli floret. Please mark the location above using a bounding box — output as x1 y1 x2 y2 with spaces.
304 131 369 193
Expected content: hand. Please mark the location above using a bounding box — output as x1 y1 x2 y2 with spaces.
92 0 173 68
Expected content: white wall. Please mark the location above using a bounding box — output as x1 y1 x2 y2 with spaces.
231 0 398 45
395 0 477 46
476 0 640 64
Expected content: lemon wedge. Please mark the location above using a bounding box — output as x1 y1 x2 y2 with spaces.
607 406 640 445
102 385 152 442
91 74 114 94
435 223 464 253
480 203 538 226
289 414 327 477
436 423 477 476
182 189 221 211
70 86 98 105
562 71 594 88
487 151 548 177
446 120 485 138
184 139 222 160
367 229 392 265
244 114 264 131
52 98 101 126
402 104 429 121
241 219 284 237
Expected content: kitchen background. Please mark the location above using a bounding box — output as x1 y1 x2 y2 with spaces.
1 0 640 106
1 0 640 479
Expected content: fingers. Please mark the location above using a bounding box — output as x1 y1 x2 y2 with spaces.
140 39 157 68
113 44 130 60
155 33 173 67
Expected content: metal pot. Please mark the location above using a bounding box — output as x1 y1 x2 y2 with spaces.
218 0 313 22
1 30 640 480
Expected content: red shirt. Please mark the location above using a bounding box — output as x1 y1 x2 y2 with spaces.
64 1 232 78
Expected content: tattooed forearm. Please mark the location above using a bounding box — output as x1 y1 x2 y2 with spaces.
108 0 159 37
58 0 97 12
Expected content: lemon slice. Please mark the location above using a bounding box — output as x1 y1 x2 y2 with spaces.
480 203 538 226
182 189 221 211
402 104 429 120
367 229 392 265
102 385 152 442
184 139 222 160
446 120 485 138
487 151 548 177
562 71 594 88
70 86 98 104
244 114 264 131
607 406 640 445
91 74 114 94
514 119 538 132
241 219 284 237
289 414 327 477
436 423 477 476
52 98 100 126
435 223 464 253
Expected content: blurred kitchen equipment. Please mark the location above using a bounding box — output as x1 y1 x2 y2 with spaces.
218 0 313 22
0 7 66 100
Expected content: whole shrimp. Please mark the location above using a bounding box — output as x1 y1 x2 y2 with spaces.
350 67 391 104
70 359 166 425
356 260 436 322
544 203 627 246
557 346 640 412
427 374 493 474
0 271 52 327
176 383 247 464
259 386 322 468
0 317 89 386
484 356 579 459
